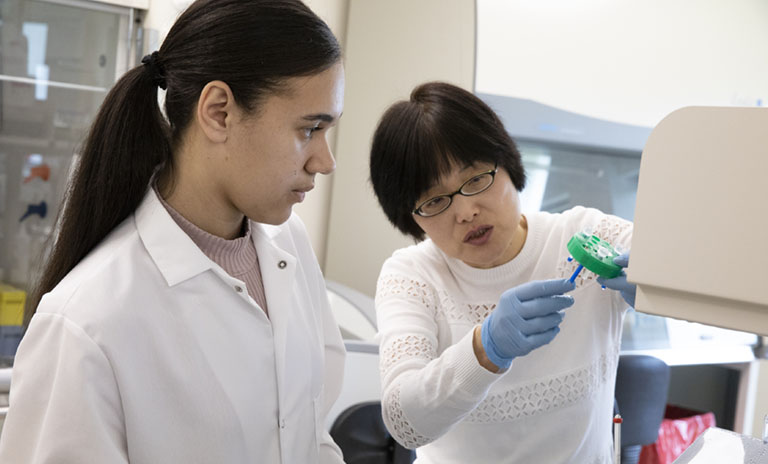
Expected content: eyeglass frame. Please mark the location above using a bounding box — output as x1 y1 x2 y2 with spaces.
411 163 499 217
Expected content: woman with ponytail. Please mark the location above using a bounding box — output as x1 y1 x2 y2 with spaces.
0 1 346 462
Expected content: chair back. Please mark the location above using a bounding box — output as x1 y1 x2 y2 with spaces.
330 401 416 464
615 354 671 463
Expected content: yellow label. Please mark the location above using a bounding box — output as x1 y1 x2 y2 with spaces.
0 284 26 326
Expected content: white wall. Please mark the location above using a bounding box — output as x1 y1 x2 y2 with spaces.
323 0 476 297
476 0 768 128
143 0 183 41
94 0 149 8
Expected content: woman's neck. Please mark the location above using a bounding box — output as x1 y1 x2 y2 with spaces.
155 152 245 240
496 214 529 267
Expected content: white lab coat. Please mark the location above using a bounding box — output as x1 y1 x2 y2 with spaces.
0 189 346 463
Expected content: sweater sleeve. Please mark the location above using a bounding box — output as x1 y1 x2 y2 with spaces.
591 212 633 254
590 211 634 309
375 268 503 449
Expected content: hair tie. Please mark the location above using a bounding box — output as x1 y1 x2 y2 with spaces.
141 51 167 90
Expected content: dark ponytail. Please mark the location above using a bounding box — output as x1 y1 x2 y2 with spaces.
26 0 341 324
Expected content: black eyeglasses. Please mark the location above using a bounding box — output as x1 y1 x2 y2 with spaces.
412 164 498 217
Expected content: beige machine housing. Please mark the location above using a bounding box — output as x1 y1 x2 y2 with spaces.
628 107 768 334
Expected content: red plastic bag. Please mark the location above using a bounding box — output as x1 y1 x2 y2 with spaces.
637 405 716 464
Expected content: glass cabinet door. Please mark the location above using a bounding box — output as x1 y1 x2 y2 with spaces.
0 0 132 289
0 0 134 373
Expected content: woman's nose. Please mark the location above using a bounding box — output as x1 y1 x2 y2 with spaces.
307 138 336 175
452 194 479 223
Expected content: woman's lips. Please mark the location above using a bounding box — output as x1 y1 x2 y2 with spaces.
464 225 493 244
292 185 314 202
294 184 314 193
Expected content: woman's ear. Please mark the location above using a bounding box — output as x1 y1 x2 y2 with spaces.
196 80 235 143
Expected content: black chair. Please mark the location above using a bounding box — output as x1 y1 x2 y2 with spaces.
614 354 671 464
330 401 416 464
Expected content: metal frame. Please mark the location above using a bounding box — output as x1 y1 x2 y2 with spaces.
0 367 10 421
37 0 135 15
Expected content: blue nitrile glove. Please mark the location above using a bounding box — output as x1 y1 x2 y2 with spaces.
481 279 576 369
596 252 636 307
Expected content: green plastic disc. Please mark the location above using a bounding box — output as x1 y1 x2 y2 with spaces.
566 232 623 279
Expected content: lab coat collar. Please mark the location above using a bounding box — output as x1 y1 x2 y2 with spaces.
252 221 284 241
134 189 293 288
135 189 214 287
250 220 298 285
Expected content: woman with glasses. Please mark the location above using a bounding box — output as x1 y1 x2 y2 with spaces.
370 82 635 463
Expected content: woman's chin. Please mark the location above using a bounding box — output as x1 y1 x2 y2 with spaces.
248 207 293 226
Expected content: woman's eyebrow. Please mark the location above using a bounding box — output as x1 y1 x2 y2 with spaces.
302 113 336 123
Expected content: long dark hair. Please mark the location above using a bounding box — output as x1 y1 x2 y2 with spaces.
26 0 341 324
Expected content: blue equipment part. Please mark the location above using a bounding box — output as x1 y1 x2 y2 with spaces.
19 201 47 222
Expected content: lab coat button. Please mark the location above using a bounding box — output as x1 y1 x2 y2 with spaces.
234 285 243 293
278 260 287 269
279 419 286 429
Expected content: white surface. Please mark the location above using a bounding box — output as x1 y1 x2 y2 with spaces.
476 0 768 128
325 343 381 431
629 107 768 334
170 0 193 11
327 290 377 341
674 427 768 463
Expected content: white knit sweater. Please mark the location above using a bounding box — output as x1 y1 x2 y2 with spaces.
375 206 633 464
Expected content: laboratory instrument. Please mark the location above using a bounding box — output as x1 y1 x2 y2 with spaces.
566 231 622 282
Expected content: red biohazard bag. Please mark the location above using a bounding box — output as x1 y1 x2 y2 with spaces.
637 405 716 464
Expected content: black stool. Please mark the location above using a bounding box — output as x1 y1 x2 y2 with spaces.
615 354 670 464
330 401 416 464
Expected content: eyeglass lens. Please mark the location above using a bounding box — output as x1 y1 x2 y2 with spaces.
418 172 494 216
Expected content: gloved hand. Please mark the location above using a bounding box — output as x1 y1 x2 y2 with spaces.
596 252 636 307
481 279 575 369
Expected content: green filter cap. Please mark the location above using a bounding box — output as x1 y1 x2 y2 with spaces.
566 232 623 279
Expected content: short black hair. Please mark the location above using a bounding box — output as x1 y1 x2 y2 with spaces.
369 82 526 241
